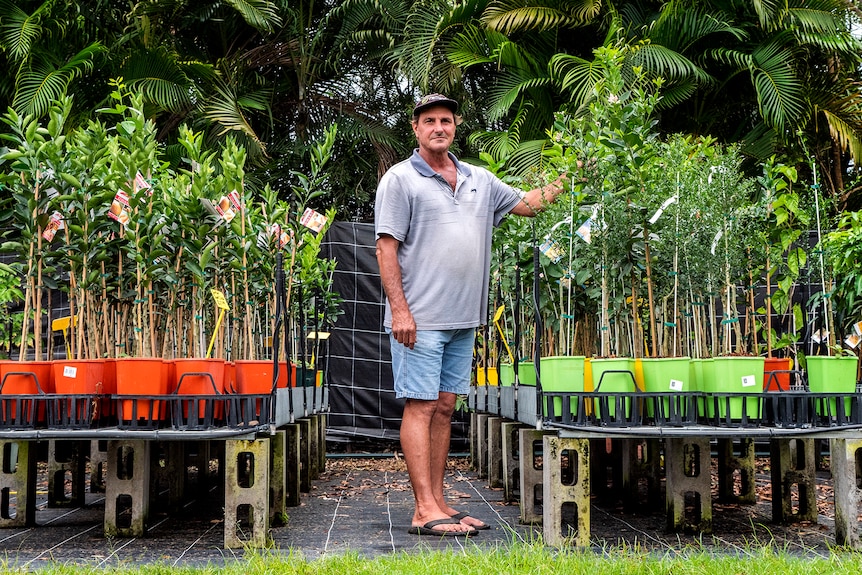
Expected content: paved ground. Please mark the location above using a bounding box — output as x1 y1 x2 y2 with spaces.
0 449 845 568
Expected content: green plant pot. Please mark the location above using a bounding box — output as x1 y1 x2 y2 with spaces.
640 357 692 417
689 358 712 418
806 355 858 419
499 361 536 387
589 357 636 419
539 355 585 418
711 356 764 421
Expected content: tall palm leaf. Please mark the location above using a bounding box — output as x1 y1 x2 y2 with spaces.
12 42 104 117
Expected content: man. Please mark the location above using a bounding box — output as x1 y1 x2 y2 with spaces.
374 94 566 536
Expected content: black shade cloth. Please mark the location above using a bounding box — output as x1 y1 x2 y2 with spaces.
321 222 469 443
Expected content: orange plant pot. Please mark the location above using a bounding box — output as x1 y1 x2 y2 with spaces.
235 360 276 394
101 358 118 418
0 360 53 394
0 360 53 422
763 357 792 391
115 357 167 422
53 359 106 394
172 358 226 421
171 358 225 394
223 361 235 393
276 360 305 388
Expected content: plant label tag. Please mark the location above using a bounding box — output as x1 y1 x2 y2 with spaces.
539 238 564 262
575 217 593 243
669 379 684 391
211 289 230 311
63 366 77 378
214 196 236 223
228 189 242 212
108 191 131 226
134 171 152 196
42 211 65 242
300 207 327 232
741 375 756 388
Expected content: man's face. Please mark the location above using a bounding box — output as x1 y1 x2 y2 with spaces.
412 105 456 154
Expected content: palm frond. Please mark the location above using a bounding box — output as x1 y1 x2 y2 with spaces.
647 3 746 52
821 108 862 166
12 41 104 117
750 40 805 131
505 138 552 175
0 0 46 61
224 0 282 33
549 53 603 108
739 121 778 160
752 0 788 30
203 82 267 159
482 0 601 34
627 44 712 85
706 47 752 71
446 23 500 68
399 0 452 90
654 82 698 109
486 69 551 122
793 29 862 56
123 48 198 113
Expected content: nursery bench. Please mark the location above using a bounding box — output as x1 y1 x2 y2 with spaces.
469 384 862 548
0 386 327 549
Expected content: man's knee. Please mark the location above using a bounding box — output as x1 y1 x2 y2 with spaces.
436 392 457 416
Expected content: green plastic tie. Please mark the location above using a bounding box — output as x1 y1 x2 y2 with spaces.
664 322 677 327
721 318 739 325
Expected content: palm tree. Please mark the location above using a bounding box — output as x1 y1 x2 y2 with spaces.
552 0 862 206
0 0 106 118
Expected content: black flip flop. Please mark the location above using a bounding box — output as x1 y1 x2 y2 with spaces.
451 511 491 530
407 517 478 536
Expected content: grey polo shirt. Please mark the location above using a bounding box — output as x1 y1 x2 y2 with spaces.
374 149 523 330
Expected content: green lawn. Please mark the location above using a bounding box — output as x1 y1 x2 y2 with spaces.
10 542 862 575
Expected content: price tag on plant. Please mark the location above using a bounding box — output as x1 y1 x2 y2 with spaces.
741 375 756 387
108 191 131 226
300 207 327 233
134 171 152 196
265 223 291 248
669 379 684 392
214 196 236 223
42 211 65 242
228 190 242 212
575 217 593 243
539 238 564 263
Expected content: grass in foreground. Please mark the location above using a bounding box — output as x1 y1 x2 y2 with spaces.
6 541 862 575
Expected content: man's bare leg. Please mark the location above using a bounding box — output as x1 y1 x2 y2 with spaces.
429 392 488 529
401 397 472 533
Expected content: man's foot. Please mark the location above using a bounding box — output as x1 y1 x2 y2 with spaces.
450 511 490 530
408 518 478 536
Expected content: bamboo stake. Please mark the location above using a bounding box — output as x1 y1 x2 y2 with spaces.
643 224 657 358
19 173 35 362
34 180 45 361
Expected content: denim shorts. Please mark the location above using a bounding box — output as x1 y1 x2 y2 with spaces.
388 328 475 400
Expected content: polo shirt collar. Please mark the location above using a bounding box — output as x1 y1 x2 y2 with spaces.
409 149 473 178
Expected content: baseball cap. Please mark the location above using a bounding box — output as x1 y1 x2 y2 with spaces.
412 93 459 117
